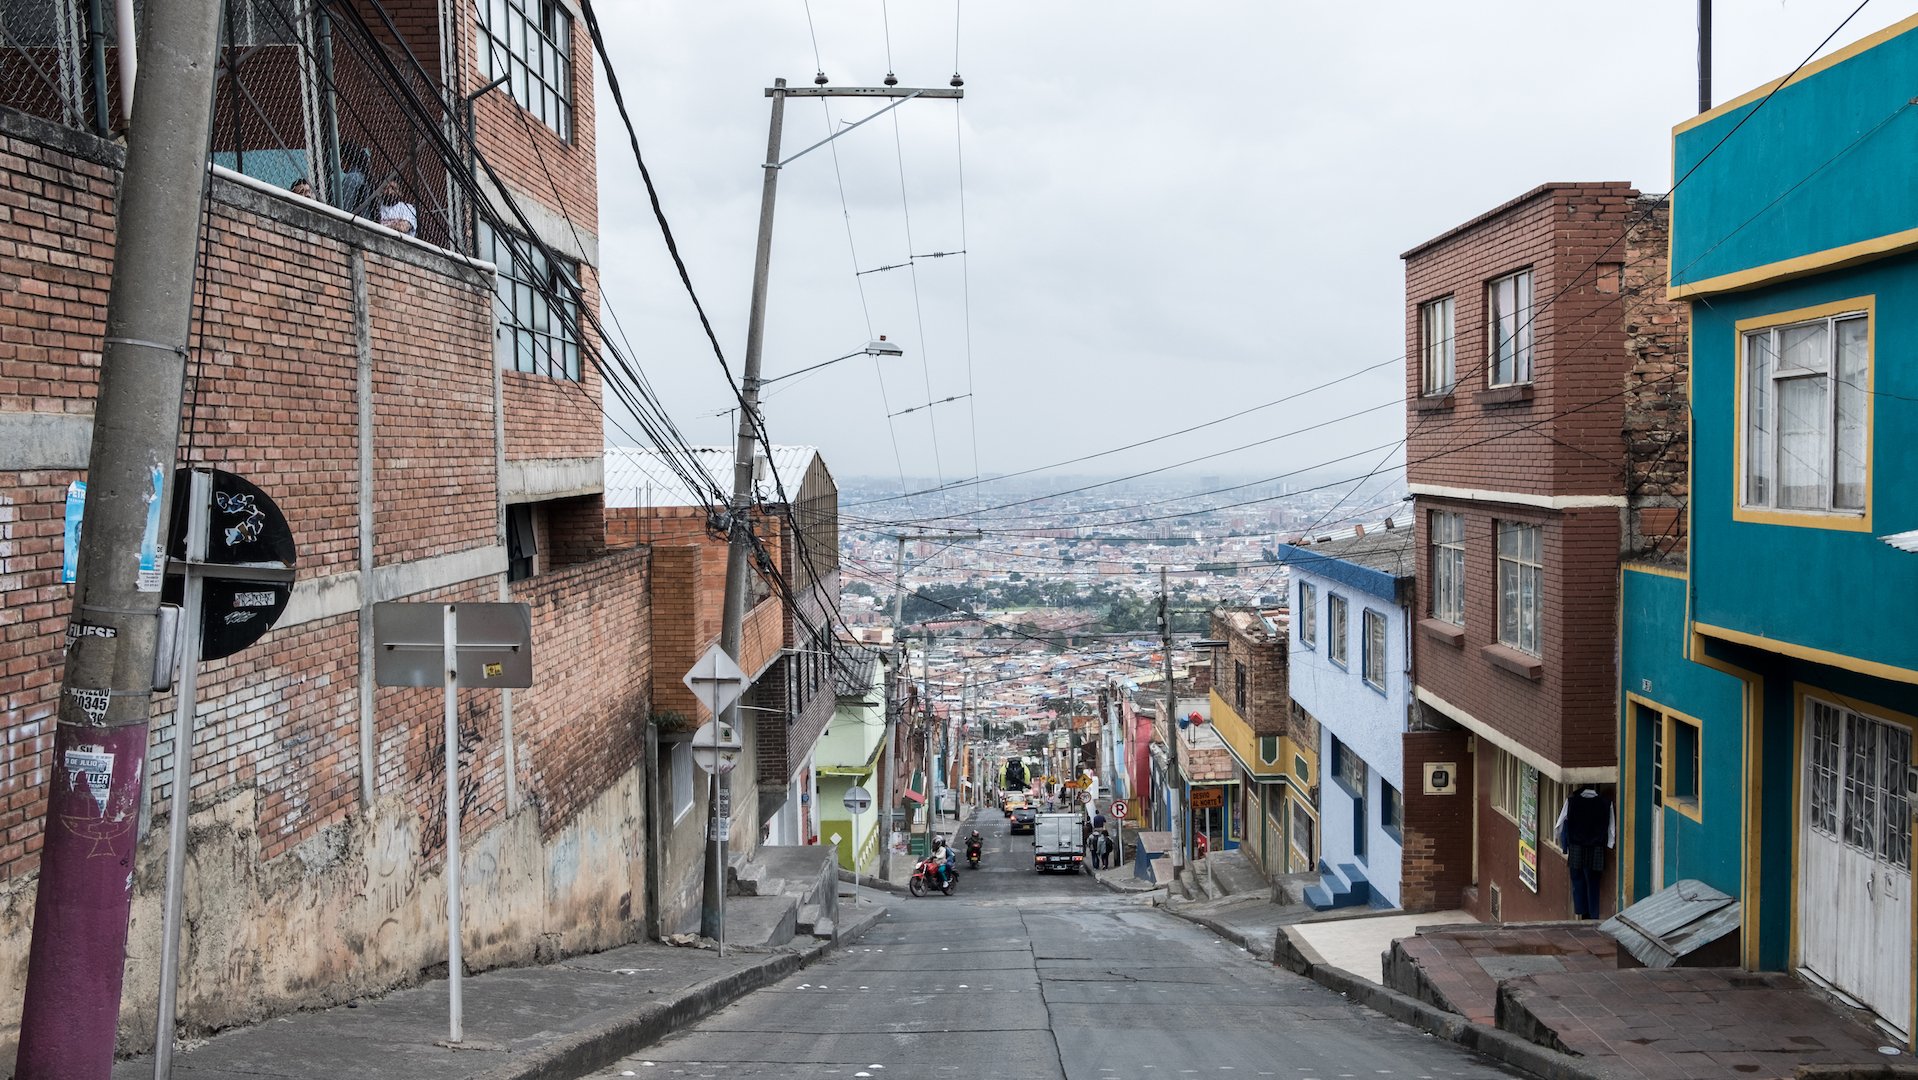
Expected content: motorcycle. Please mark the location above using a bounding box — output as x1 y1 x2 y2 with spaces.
908 854 956 897
966 839 983 869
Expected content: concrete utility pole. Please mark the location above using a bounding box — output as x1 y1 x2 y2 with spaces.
1159 568 1184 875
16 1 225 1075
709 80 962 923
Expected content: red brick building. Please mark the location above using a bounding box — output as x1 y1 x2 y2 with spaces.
0 0 662 1061
1402 183 1642 924
604 445 842 932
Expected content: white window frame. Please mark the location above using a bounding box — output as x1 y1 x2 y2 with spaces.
1495 521 1541 656
1430 511 1465 626
1298 581 1318 649
1487 269 1534 387
671 741 694 822
1327 593 1349 668
1361 608 1387 691
1740 310 1868 514
1420 295 1456 396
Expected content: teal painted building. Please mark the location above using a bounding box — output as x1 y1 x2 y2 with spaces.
1620 13 1918 1044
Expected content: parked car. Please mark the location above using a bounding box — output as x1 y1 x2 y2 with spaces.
1010 806 1037 834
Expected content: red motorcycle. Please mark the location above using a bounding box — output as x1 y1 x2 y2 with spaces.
909 854 956 897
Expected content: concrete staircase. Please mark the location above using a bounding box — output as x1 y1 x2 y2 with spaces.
1302 859 1373 911
725 846 841 948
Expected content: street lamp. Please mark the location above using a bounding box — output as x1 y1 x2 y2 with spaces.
752 337 903 390
703 76 960 943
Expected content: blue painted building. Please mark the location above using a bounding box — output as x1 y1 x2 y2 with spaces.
1621 14 1918 1042
1277 525 1416 910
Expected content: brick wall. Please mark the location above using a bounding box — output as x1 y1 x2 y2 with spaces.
1412 501 1619 770
367 249 497 564
1399 728 1474 912
508 547 649 836
1621 198 1690 562
1468 763 1614 924
1403 183 1639 499
1212 611 1290 738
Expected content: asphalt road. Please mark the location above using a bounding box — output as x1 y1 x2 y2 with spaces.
594 809 1520 1080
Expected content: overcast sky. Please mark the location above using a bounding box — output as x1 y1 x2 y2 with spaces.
590 1 1897 498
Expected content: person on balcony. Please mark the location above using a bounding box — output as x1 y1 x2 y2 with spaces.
377 178 417 235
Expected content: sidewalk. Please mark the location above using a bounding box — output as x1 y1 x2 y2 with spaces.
1151 878 1912 1080
112 897 887 1080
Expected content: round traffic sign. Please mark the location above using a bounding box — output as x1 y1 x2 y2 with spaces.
690 721 742 775
1079 788 1095 805
843 785 873 814
1110 800 1129 820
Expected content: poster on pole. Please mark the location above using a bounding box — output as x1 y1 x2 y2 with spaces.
1517 763 1540 893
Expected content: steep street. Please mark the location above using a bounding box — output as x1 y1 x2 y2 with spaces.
597 811 1518 1080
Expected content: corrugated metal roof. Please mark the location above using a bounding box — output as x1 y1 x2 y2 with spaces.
832 643 884 698
603 445 820 509
1599 879 1739 968
1285 526 1416 577
1881 529 1918 553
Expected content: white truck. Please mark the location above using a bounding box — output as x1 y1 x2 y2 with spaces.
1032 813 1087 874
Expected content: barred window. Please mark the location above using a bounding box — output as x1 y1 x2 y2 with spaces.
476 0 574 141
479 221 581 380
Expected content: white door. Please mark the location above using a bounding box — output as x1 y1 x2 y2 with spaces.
1800 697 1913 1034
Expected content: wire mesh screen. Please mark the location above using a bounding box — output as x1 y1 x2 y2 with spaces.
218 0 467 252
1 0 472 252
0 0 127 135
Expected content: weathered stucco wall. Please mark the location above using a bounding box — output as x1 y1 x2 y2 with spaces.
0 759 646 1066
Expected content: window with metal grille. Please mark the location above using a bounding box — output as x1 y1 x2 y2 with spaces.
1808 700 1840 835
479 221 581 380
1234 660 1247 713
475 0 574 141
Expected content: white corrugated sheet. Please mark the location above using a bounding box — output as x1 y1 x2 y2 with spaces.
603 445 820 509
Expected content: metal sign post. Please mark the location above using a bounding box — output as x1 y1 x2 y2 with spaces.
843 785 872 908
155 469 296 1080
373 601 533 1046
1110 800 1129 868
689 716 742 957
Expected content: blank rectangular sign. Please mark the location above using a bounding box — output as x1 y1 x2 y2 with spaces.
372 602 534 688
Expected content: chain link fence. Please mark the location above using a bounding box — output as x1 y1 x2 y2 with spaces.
0 0 129 135
1 0 470 253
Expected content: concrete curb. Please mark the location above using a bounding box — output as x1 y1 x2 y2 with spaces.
1268 925 1619 1080
837 866 908 895
1168 907 1272 962
473 908 885 1080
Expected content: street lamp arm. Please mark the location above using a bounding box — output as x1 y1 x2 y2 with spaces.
755 341 904 388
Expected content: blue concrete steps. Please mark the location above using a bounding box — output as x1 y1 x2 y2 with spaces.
1302 860 1372 911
